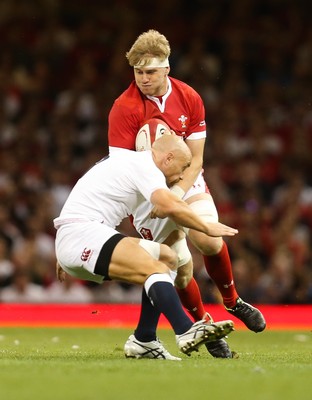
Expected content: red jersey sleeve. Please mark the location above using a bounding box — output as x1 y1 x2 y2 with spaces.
186 90 206 137
170 79 206 140
108 82 144 150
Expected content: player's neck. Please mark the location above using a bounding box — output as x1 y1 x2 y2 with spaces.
150 81 169 99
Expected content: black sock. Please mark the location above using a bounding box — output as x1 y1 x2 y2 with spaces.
134 288 160 342
147 281 192 335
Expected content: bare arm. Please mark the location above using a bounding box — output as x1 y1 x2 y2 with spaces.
172 138 205 195
150 189 238 237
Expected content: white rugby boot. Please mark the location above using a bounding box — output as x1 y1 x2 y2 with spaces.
176 319 235 356
124 334 181 361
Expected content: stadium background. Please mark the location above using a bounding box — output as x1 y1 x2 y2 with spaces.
0 0 311 321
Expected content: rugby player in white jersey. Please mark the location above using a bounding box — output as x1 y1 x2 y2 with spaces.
54 135 237 359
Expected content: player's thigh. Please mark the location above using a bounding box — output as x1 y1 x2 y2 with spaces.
108 237 171 284
159 243 178 270
139 238 178 270
185 194 223 255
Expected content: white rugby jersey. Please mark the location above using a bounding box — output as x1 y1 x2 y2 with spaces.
53 149 169 229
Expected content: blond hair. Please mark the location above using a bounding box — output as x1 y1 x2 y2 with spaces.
126 29 171 67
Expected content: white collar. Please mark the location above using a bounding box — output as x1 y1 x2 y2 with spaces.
146 78 172 113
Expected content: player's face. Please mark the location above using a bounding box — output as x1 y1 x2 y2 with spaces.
134 67 169 96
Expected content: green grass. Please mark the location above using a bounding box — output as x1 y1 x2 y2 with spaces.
0 328 311 400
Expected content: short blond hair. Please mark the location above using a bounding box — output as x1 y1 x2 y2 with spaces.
126 29 171 67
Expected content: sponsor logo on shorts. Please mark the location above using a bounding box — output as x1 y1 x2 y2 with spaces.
81 247 92 262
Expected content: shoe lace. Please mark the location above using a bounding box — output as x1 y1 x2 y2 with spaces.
235 301 254 316
144 338 169 359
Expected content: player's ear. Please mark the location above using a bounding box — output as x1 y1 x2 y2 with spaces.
165 152 174 165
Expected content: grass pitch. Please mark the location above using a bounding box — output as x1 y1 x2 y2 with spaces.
0 327 310 400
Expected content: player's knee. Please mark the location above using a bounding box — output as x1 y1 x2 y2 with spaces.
159 244 178 271
145 260 171 278
174 271 191 289
174 259 192 289
139 239 177 271
170 237 192 268
189 233 223 255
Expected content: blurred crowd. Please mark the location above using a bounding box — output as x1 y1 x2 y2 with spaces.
0 0 311 304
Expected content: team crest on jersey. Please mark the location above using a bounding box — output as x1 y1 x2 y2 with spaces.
178 115 188 129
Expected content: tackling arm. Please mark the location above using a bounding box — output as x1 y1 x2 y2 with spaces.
171 138 205 195
150 189 238 237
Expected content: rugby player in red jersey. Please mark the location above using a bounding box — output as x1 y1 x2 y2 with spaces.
108 30 266 359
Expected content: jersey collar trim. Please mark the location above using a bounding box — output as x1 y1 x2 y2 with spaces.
146 78 172 113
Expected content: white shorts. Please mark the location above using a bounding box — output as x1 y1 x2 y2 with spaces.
134 201 177 243
133 172 218 243
55 221 125 283
183 170 210 201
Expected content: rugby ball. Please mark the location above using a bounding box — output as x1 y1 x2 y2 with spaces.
135 118 171 151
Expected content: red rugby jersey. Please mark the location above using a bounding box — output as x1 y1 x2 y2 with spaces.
108 77 206 150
